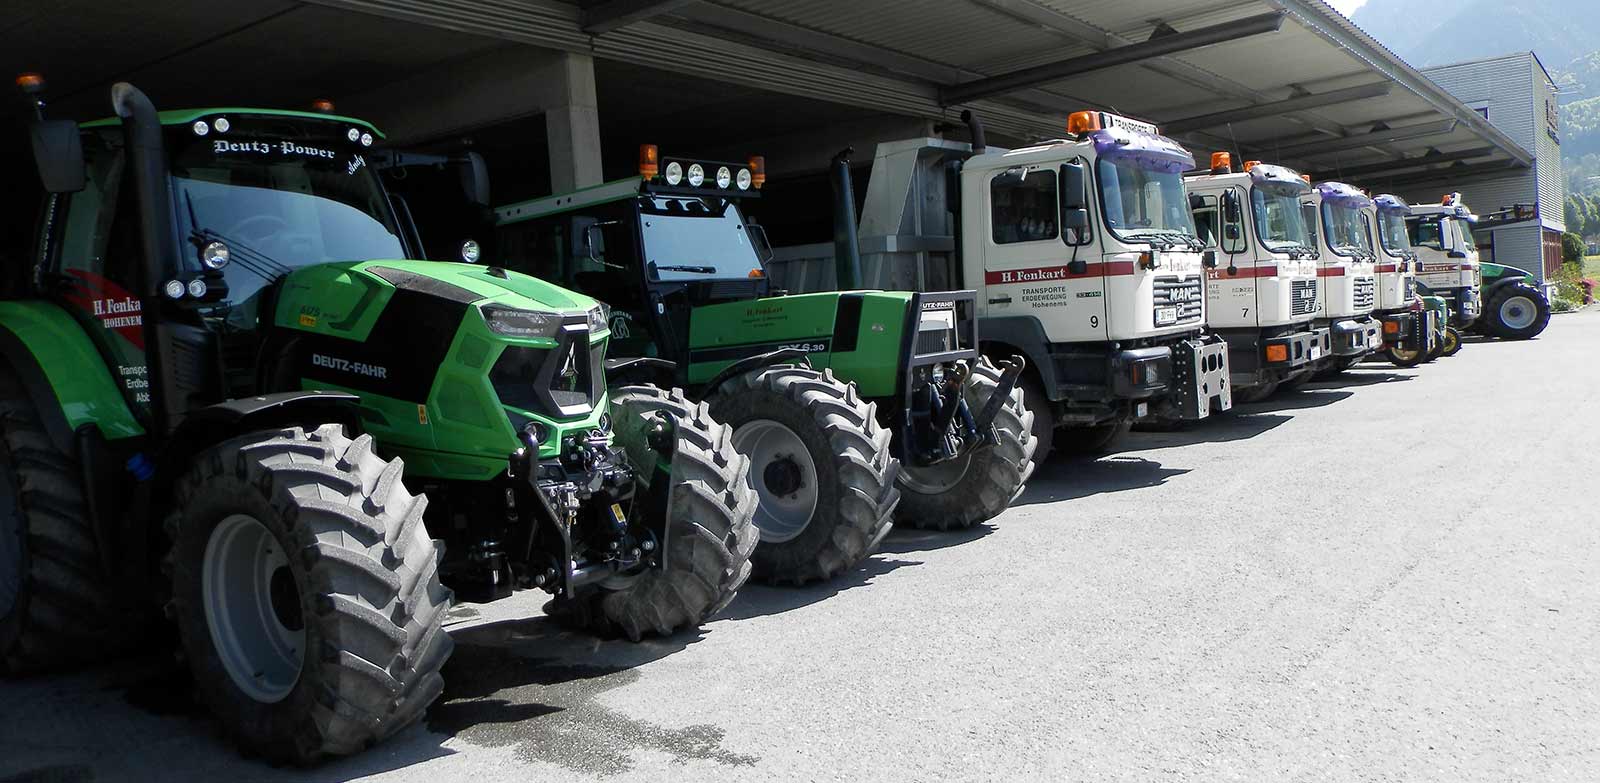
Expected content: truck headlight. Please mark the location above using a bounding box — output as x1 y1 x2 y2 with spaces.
483 306 564 339
587 303 610 333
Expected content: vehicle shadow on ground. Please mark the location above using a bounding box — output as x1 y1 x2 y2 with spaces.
1014 454 1191 505
1303 367 1416 389
1243 387 1355 411
718 527 962 621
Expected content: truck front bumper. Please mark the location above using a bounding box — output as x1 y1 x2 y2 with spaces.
1329 318 1382 356
1109 337 1231 421
1263 328 1325 371
1376 310 1420 351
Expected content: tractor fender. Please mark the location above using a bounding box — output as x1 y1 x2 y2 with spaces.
1481 274 1531 298
603 357 679 390
154 390 365 488
0 300 144 454
977 316 1058 400
693 347 812 399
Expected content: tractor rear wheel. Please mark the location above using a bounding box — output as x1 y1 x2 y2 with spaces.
167 425 452 765
710 367 896 586
896 358 1036 531
0 373 129 674
1483 282 1550 340
552 385 758 639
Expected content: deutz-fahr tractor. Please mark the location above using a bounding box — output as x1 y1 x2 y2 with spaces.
482 146 1035 585
1 77 756 765
1407 193 1551 340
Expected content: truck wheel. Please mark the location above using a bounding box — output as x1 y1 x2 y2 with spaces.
1234 379 1279 404
557 385 759 640
1315 357 1358 379
896 359 1037 531
167 425 452 765
1278 371 1314 392
0 374 128 674
1058 420 1131 455
1441 327 1463 356
710 367 896 585
1484 282 1550 340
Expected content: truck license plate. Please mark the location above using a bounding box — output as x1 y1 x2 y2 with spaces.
1310 344 1322 360
1136 402 1149 418
1155 307 1177 326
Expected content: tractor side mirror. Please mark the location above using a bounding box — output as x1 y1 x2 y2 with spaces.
1059 162 1087 210
29 119 85 193
458 150 490 206
583 223 605 262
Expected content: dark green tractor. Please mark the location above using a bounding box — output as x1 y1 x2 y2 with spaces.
1 78 755 764
472 147 1036 586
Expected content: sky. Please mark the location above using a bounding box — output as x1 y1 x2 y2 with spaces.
1327 0 1368 16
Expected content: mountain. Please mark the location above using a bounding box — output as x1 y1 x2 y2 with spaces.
1349 0 1600 71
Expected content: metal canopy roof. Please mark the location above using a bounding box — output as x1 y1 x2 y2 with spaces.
296 0 1529 184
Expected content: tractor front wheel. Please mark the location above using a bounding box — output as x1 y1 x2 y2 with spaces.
0 373 130 674
168 425 452 765
896 359 1037 531
1441 326 1463 356
1385 344 1428 368
554 385 759 640
710 367 897 585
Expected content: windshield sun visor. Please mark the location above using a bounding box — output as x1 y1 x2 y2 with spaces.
1090 129 1195 173
1373 194 1411 216
1249 163 1310 195
1316 181 1373 210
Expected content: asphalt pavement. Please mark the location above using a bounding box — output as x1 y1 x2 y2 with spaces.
4 309 1597 782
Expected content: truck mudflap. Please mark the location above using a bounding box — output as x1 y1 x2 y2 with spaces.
1329 318 1382 356
1169 337 1232 420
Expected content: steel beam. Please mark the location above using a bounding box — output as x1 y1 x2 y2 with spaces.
1249 118 1458 158
1354 160 1522 190
938 11 1286 105
580 0 693 34
1162 83 1392 134
1308 147 1498 181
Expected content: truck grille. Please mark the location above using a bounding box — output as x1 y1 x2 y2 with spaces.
1152 275 1203 326
1353 277 1375 310
1290 279 1318 316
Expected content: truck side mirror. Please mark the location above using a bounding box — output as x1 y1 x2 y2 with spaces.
1223 224 1240 242
29 119 85 193
1202 250 1218 268
1222 190 1242 224
1068 258 1087 275
1060 207 1090 246
1447 249 1467 259
1059 162 1087 210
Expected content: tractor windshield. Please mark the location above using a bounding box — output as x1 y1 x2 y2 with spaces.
1250 186 1313 254
167 118 405 321
1377 211 1411 256
1096 158 1197 246
1320 201 1374 259
637 197 762 282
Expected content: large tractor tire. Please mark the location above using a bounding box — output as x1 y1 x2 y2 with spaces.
1483 282 1551 340
553 385 758 640
166 425 452 765
0 374 129 673
710 367 897 586
1058 419 1131 456
1017 376 1055 474
896 359 1036 531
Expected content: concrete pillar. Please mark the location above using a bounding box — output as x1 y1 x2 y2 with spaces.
545 53 603 194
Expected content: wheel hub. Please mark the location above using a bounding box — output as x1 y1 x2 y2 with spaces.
1500 295 1536 330
201 514 306 704
730 419 819 544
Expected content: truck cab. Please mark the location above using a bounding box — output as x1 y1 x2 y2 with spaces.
1368 194 1433 357
1405 194 1482 329
1304 181 1383 371
1186 155 1326 400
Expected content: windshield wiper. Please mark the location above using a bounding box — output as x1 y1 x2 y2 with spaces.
652 264 718 275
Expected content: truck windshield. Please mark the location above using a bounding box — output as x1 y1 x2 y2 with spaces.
1320 201 1373 259
1457 220 1478 251
168 121 405 322
1096 158 1197 246
1250 186 1313 253
1377 211 1411 256
637 196 762 281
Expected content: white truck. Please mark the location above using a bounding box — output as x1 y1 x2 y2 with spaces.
1301 181 1383 376
1184 154 1327 402
770 110 1232 460
1368 193 1439 366
1405 194 1482 332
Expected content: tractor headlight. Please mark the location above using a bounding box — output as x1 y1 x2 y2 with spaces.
736 168 752 190
687 163 705 187
587 302 610 333
664 161 683 186
482 305 564 339
715 166 732 189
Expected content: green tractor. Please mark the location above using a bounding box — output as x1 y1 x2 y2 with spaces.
475 147 1036 585
1474 261 1551 340
1 78 756 764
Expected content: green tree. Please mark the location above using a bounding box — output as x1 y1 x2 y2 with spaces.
1561 231 1586 264
1567 196 1583 233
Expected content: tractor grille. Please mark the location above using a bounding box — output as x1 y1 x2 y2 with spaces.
1152 275 1204 325
1353 277 1376 309
1290 280 1318 316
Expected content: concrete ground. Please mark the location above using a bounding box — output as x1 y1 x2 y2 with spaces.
4 309 1598 783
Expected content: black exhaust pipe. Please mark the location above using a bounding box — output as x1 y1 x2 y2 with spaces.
111 83 180 298
830 147 863 291
960 110 986 154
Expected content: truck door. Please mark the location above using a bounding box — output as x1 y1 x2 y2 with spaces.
978 162 1105 341
1196 188 1252 329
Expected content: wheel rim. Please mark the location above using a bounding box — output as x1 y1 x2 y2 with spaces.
1443 329 1459 353
898 451 974 495
730 420 818 543
1499 295 1537 330
0 468 20 619
1389 346 1422 364
202 514 305 703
